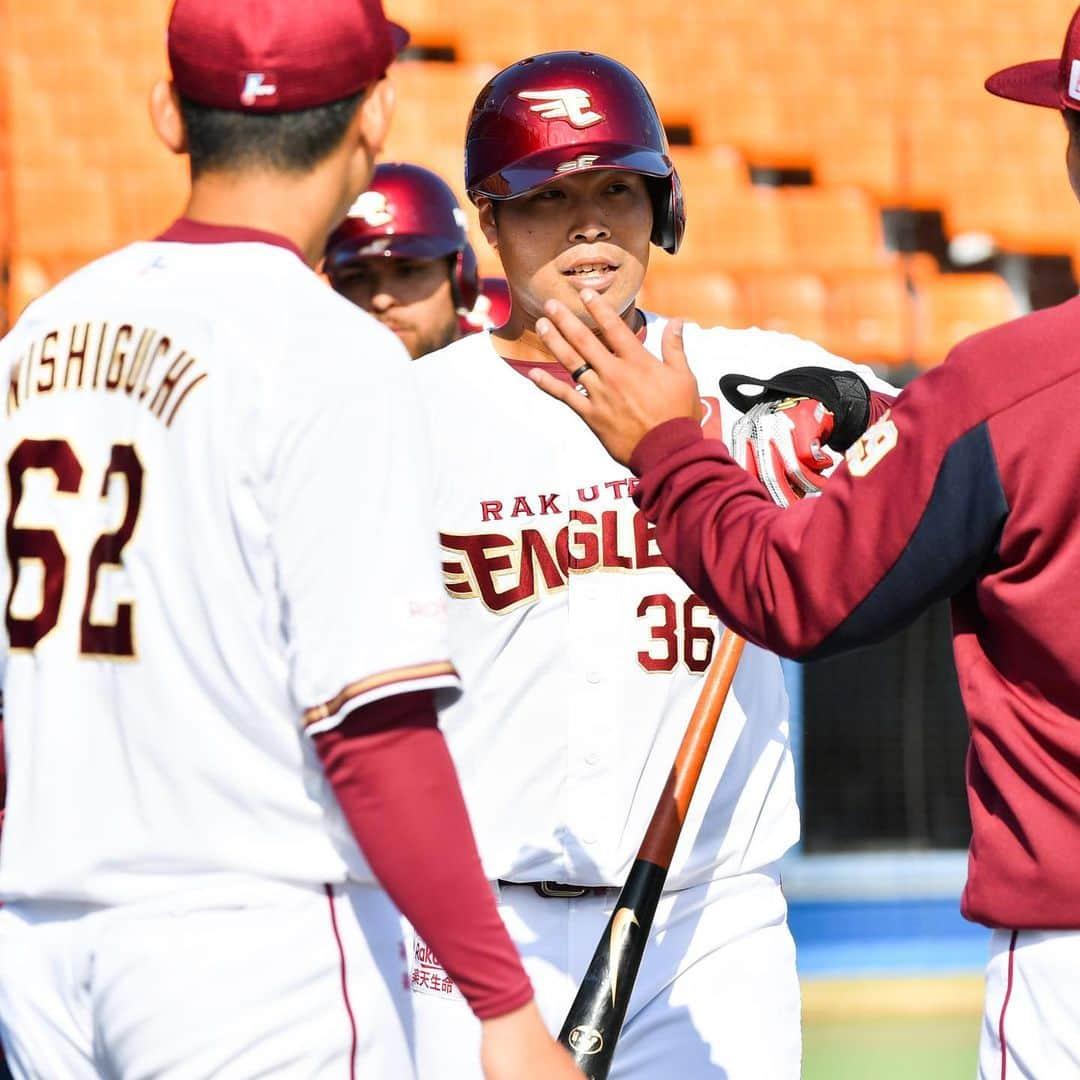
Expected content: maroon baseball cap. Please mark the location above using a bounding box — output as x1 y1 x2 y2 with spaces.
985 6 1080 110
168 0 409 113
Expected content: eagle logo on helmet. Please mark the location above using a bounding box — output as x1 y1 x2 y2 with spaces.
517 89 604 129
555 154 601 174
348 190 394 228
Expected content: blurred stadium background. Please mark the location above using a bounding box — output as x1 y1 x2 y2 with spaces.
4 0 1076 1074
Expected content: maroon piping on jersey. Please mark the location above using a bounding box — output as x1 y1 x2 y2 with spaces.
324 884 358 1079
999 930 1019 1080
156 218 306 262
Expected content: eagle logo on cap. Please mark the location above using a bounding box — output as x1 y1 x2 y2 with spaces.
518 89 604 129
348 191 394 228
240 72 278 107
1070 59 1080 101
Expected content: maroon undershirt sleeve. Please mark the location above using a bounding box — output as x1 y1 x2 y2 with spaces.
313 690 533 1021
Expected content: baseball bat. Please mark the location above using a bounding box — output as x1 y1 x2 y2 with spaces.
557 628 746 1078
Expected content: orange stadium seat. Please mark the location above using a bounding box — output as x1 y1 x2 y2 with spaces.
670 146 750 204
381 0 463 50
826 266 914 367
639 268 747 329
942 119 1080 255
903 88 990 210
10 165 115 259
641 33 750 128
385 60 495 148
809 91 906 206
814 121 906 207
739 269 829 344
5 0 178 309
108 164 189 244
690 75 815 170
779 186 893 273
458 2 639 72
945 168 1080 257
8 257 54 324
4 0 1079 327
680 187 790 272
912 273 1021 369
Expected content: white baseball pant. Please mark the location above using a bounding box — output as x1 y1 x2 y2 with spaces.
979 927 1080 1079
0 879 414 1079
409 866 800 1079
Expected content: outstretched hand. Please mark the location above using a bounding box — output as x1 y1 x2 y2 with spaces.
528 290 701 467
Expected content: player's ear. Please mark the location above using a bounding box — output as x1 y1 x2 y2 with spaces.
356 78 396 160
342 79 395 200
476 197 498 250
149 79 187 156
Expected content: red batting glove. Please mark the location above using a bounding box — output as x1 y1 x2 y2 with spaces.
731 396 837 508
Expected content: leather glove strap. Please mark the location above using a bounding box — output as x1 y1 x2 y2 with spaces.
719 366 871 452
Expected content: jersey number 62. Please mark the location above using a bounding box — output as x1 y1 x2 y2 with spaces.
6 437 144 658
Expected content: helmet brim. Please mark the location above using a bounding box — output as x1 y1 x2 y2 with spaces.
470 143 673 200
325 233 459 272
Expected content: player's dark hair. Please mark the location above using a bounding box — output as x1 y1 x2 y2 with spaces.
180 92 365 177
1064 108 1080 143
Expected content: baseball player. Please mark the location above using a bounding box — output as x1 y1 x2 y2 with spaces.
405 51 897 1078
530 15 1080 1080
0 3 580 1078
325 162 481 359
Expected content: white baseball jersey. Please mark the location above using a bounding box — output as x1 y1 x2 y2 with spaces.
414 313 894 890
0 232 459 905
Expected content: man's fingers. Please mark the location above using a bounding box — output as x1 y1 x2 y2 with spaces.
535 315 599 381
661 318 690 374
541 298 616 376
528 367 592 418
580 289 642 356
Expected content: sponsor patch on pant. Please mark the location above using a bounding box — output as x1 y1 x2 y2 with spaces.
408 935 465 1002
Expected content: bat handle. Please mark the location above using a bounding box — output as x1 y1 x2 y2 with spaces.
557 861 668 1078
557 627 745 1077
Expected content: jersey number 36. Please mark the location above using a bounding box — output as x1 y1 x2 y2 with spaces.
6 437 143 658
637 593 717 673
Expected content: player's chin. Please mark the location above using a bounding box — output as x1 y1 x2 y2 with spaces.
557 273 639 326
386 326 420 357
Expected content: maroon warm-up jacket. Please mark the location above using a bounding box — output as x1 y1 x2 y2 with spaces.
630 298 1080 931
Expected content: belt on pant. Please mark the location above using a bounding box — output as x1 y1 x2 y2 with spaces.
498 879 610 899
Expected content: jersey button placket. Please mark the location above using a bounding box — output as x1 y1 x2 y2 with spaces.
566 478 618 868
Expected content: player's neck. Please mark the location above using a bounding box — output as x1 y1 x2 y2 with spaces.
493 305 643 364
183 170 348 267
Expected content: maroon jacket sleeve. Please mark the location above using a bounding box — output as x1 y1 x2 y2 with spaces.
314 690 533 1021
868 389 894 424
629 360 1008 660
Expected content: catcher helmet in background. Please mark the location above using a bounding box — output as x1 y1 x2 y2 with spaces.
464 51 685 254
325 162 480 312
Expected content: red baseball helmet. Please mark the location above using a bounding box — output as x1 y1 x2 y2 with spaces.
464 51 684 254
325 162 480 312
460 276 512 334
